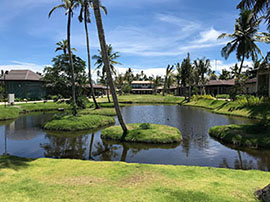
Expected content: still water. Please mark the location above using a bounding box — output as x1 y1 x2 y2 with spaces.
0 105 269 171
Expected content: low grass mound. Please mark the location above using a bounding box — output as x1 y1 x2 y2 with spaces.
209 124 270 149
0 155 270 202
43 114 115 131
0 106 21 120
101 123 182 144
79 108 116 116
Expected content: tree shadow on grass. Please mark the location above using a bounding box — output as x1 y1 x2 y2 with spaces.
0 155 33 171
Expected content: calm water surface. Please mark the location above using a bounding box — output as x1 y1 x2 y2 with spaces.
0 105 269 171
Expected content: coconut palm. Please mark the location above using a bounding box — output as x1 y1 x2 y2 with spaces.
49 0 79 115
218 10 265 77
152 75 162 95
162 65 174 96
174 63 182 96
92 44 120 103
181 53 193 100
92 0 128 134
194 58 211 95
77 0 105 109
55 39 77 55
219 69 232 80
238 0 270 31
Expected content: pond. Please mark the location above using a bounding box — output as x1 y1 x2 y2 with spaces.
0 105 269 171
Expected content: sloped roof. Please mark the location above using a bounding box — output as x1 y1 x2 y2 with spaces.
0 70 42 81
131 81 153 84
205 79 235 86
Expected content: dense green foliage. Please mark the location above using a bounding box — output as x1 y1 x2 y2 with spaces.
101 123 182 144
43 114 115 131
43 54 87 98
0 155 269 202
209 124 270 148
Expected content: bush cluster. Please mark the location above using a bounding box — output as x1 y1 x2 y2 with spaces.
192 94 215 101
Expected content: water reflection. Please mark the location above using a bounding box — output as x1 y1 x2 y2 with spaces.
0 105 269 171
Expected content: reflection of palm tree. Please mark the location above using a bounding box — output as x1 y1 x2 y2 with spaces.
88 133 95 160
120 144 129 161
92 141 119 161
41 135 88 159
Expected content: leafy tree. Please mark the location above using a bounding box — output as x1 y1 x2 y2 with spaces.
123 68 134 85
152 75 162 95
181 53 193 100
43 54 87 98
194 58 211 94
92 0 128 134
174 63 182 96
163 65 174 96
219 69 233 80
115 73 125 95
49 0 79 114
92 44 121 103
209 70 217 80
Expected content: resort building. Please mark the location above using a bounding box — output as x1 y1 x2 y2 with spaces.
205 79 235 95
131 81 154 94
256 67 270 97
0 69 46 100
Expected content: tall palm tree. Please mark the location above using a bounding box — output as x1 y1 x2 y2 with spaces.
194 58 211 95
219 69 232 80
92 0 128 134
55 39 77 55
238 0 270 31
218 10 265 77
162 65 174 96
49 0 79 114
92 44 120 103
77 0 104 109
152 75 162 95
174 63 182 96
181 53 193 100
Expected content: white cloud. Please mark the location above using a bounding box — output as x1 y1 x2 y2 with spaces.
0 61 48 73
195 27 223 44
210 60 253 73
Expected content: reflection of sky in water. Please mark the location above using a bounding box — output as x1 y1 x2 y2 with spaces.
0 106 269 171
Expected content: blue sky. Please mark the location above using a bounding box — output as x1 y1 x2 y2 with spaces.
0 0 269 78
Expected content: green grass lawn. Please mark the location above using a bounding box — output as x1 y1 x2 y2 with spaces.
0 102 71 121
183 98 270 120
0 155 269 202
43 114 115 131
79 108 117 116
101 123 182 144
96 94 185 104
209 124 270 149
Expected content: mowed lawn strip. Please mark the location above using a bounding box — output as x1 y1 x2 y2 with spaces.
0 156 269 202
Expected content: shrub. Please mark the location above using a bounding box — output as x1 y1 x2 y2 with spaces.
192 94 215 101
216 94 230 99
236 95 264 107
77 96 90 109
139 123 151 130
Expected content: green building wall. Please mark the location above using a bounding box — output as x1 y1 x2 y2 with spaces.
6 81 46 100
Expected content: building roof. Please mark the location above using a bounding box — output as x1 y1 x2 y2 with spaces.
131 81 153 84
0 70 42 81
131 88 153 91
205 79 235 86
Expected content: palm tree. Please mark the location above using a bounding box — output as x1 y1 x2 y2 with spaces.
162 65 174 96
194 58 211 95
219 69 232 80
77 0 103 109
92 0 128 134
181 53 193 100
218 10 265 77
49 0 79 115
238 0 270 31
55 39 77 55
174 63 182 96
152 75 162 95
92 44 120 103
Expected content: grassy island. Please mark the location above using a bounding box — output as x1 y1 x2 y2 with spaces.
209 124 270 149
43 114 115 131
101 123 182 144
79 108 117 116
0 155 269 202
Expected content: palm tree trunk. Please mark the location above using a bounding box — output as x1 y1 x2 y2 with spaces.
84 9 100 109
93 0 128 134
162 77 167 96
106 83 111 103
67 6 77 115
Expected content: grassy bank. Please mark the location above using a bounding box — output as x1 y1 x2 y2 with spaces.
96 95 184 104
79 108 116 116
43 114 115 131
0 156 269 202
0 102 70 121
101 123 182 144
209 124 270 149
183 98 270 120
